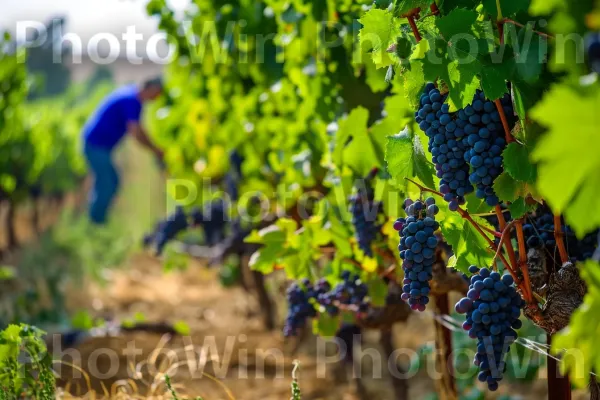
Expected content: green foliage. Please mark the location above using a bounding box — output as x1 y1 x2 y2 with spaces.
552 261 600 388
385 127 436 190
0 33 111 204
0 324 55 399
440 211 494 274
144 0 600 386
531 84 600 237
290 360 302 400
359 9 399 69
1 210 134 328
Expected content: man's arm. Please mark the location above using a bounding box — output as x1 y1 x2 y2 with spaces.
128 121 164 159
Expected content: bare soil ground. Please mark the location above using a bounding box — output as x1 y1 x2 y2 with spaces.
55 253 585 400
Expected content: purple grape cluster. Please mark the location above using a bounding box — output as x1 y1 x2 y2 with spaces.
284 273 370 336
143 206 189 255
317 270 370 316
393 197 440 311
349 193 381 257
524 209 598 263
284 279 323 337
190 199 228 246
416 83 473 210
455 266 524 391
461 91 512 206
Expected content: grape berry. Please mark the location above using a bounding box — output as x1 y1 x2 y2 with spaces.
416 84 514 207
143 206 189 255
455 266 524 391
349 191 381 258
523 209 599 263
461 91 512 206
394 197 440 311
416 84 473 209
283 272 371 336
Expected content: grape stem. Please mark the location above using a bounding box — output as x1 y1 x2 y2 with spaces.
429 3 440 16
503 18 553 39
404 178 519 284
491 219 516 268
480 224 503 238
497 21 505 45
553 214 570 264
494 205 519 275
515 219 535 303
494 99 514 144
407 16 422 42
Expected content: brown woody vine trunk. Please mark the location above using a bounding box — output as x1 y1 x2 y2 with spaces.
251 269 275 331
432 248 458 400
6 201 17 249
380 329 409 400
547 334 572 400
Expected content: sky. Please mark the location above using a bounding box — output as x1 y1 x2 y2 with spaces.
0 0 190 55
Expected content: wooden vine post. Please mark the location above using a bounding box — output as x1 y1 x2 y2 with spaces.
547 215 572 400
432 248 458 400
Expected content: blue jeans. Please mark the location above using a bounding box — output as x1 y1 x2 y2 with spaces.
84 143 119 224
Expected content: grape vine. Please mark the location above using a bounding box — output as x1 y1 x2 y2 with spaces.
144 0 600 393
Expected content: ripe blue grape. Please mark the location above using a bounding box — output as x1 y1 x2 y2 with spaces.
415 84 474 205
523 207 599 265
284 281 319 337
145 206 189 255
191 199 228 246
350 189 381 257
394 197 440 311
455 266 524 391
284 273 371 336
461 90 513 206
584 32 600 74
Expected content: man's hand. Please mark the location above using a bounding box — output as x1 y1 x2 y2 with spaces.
128 121 164 159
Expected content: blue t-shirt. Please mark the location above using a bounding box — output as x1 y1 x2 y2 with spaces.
83 84 142 150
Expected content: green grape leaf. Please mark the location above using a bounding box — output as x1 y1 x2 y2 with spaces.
507 197 529 219
511 82 527 120
502 142 537 183
552 261 600 388
502 24 547 82
410 40 430 60
435 8 478 39
480 63 512 101
249 246 290 274
395 36 413 59
385 127 436 189
313 312 340 337
493 172 520 203
344 122 386 177
439 0 480 14
403 61 426 109
440 212 494 273
333 107 370 170
422 39 482 110
464 192 493 214
281 4 305 23
482 0 531 19
531 85 600 237
529 0 564 15
394 0 433 15
359 9 400 69
245 225 287 245
328 215 354 257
